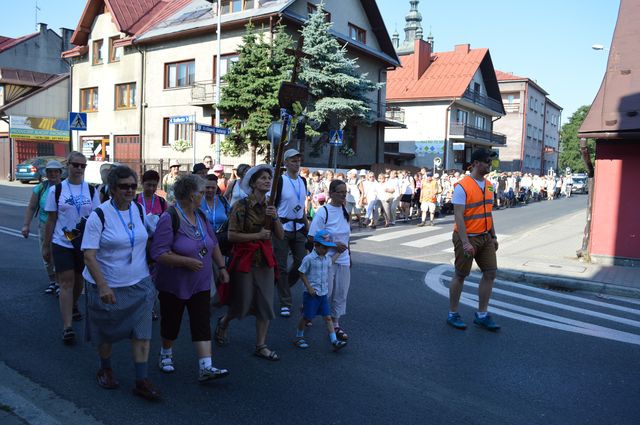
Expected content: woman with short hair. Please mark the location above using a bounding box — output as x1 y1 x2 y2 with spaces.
215 165 284 360
202 174 231 232
82 166 160 400
151 174 230 382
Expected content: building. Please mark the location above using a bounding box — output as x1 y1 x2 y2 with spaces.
385 1 505 170
494 71 562 174
62 0 400 172
0 24 73 179
578 0 639 267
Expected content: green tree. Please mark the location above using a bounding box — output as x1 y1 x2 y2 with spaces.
299 4 381 165
559 105 595 173
217 23 293 165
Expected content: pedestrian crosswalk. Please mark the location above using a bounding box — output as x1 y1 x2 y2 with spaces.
425 264 640 346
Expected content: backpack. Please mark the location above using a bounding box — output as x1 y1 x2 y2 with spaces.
274 175 308 208
320 204 350 224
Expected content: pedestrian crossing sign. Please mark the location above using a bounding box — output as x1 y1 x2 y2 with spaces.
69 112 87 131
328 129 343 146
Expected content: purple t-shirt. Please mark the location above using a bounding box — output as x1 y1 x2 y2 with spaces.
150 210 218 300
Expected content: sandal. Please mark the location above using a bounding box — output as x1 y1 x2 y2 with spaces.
332 339 347 352
214 316 228 346
293 338 309 349
334 327 349 341
254 344 280 361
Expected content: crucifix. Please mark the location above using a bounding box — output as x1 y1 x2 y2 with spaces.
266 36 310 226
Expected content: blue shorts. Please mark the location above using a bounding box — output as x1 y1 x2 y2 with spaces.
302 292 330 320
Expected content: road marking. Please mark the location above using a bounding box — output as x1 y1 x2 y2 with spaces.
0 225 37 239
365 226 439 242
0 199 28 207
424 264 640 346
402 232 452 248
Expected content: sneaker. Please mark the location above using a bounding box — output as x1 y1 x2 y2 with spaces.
429 220 435 226
280 307 291 317
62 327 76 344
332 339 347 351
417 222 425 227
44 282 57 294
158 353 175 373
72 306 83 321
446 313 467 330
473 313 500 331
198 366 229 382
96 368 119 389
132 379 161 401
55 285 60 297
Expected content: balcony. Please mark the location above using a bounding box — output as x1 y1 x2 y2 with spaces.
191 80 218 106
449 122 506 145
461 89 504 115
385 106 405 123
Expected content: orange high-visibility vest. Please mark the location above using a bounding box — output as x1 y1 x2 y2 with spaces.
454 176 494 234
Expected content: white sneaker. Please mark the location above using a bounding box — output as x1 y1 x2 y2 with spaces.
280 307 291 317
198 366 229 382
158 353 174 373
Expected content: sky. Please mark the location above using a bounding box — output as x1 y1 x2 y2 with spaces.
1 0 620 123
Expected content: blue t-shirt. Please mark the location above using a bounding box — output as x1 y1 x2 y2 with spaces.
33 181 52 223
200 195 230 231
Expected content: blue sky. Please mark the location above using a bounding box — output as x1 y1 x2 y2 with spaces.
2 0 620 123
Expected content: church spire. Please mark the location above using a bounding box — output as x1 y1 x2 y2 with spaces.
396 0 423 55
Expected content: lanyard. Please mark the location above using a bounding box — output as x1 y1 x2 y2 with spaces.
67 181 85 216
175 202 205 243
139 194 155 215
111 200 135 250
201 197 217 224
286 175 303 203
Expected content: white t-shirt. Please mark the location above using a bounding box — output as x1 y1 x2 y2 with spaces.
308 204 351 266
346 178 360 204
277 175 306 232
400 176 414 196
44 181 101 248
229 179 248 206
81 200 150 288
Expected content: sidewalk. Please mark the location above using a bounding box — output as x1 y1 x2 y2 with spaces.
495 208 640 299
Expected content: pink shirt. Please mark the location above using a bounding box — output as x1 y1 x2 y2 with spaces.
136 194 167 216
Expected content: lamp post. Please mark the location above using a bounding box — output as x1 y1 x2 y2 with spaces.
211 0 222 164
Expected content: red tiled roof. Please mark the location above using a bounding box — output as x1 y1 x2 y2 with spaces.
0 32 39 53
387 44 488 101
61 45 89 59
495 70 527 81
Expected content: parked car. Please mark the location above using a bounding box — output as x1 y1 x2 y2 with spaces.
15 156 67 184
571 174 588 194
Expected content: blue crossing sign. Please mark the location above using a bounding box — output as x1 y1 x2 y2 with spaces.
69 112 87 131
328 129 343 146
195 123 230 135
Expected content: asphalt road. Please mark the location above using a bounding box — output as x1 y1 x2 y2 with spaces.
0 184 638 425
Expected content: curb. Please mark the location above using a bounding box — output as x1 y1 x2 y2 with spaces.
496 269 640 299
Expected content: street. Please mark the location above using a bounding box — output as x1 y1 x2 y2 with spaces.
1 184 639 425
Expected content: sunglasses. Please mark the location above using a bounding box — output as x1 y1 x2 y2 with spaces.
117 184 137 191
69 162 87 169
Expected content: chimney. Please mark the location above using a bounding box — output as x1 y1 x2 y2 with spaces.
38 23 48 34
454 44 470 54
60 27 74 52
414 39 431 80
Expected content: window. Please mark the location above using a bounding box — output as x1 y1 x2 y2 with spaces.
348 23 366 44
213 54 239 82
109 36 122 62
476 116 487 129
307 3 331 22
80 87 99 112
92 39 104 65
220 0 253 14
115 83 136 109
526 124 532 139
529 96 534 110
455 109 468 124
165 60 195 88
507 95 514 104
163 117 194 147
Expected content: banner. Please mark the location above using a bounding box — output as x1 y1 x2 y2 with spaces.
415 140 444 157
9 115 70 142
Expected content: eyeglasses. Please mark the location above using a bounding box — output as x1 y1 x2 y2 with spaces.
117 184 137 191
69 162 87 169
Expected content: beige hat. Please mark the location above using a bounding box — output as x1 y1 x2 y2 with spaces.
169 159 180 168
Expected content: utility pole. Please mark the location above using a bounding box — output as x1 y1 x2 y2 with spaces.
214 0 222 164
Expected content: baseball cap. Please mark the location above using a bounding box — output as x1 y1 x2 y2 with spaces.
45 160 63 170
313 229 337 247
213 164 224 172
284 149 301 160
470 149 498 163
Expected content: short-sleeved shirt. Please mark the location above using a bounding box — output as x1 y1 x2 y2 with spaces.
308 204 351 266
162 174 179 204
228 194 267 234
81 200 150 288
200 195 229 231
452 177 493 237
277 175 306 232
136 193 167 216
298 250 331 296
45 181 101 248
33 181 52 223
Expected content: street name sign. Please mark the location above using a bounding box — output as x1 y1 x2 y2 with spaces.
69 112 87 131
169 115 194 124
195 123 230 135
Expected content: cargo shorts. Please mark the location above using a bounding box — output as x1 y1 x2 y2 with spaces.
452 232 497 277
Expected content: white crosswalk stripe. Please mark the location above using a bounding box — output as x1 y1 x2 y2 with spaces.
424 264 640 346
401 231 452 248
365 226 439 242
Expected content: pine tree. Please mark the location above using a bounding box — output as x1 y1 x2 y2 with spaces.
299 3 381 165
559 105 595 173
217 23 293 165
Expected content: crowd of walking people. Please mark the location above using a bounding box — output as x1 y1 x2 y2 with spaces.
20 147 580 400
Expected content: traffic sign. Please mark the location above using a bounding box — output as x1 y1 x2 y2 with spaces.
69 112 87 131
169 115 194 124
328 129 343 146
194 123 230 135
